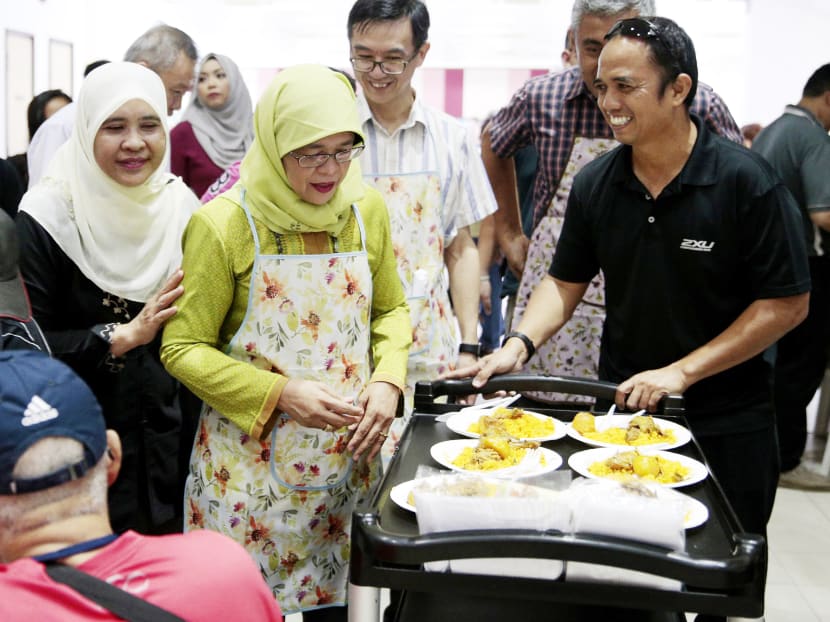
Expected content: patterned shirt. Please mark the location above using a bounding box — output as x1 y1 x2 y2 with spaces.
488 66 742 228
357 92 497 242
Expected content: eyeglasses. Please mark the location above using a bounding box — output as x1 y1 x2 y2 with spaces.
605 17 666 47
286 145 365 168
350 52 417 75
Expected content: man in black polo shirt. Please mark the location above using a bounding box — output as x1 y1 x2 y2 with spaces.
456 16 810 539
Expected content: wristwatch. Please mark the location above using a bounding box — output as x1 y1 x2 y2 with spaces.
458 342 483 358
502 331 536 361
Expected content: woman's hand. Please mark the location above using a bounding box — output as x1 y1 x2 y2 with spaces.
277 378 363 431
110 269 184 357
348 382 400 462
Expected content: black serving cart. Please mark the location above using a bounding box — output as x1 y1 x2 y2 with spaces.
350 375 766 622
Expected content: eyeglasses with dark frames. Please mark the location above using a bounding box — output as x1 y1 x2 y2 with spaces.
350 51 419 76
286 145 365 168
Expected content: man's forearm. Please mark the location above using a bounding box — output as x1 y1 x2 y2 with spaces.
513 275 589 358
446 227 482 343
481 126 521 247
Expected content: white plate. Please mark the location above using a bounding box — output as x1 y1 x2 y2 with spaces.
388 474 504 514
430 439 562 478
676 492 709 529
445 408 566 442
568 447 708 489
566 414 691 450
644 486 709 529
389 478 420 513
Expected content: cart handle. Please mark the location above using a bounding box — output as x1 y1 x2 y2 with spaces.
352 513 763 590
414 374 685 416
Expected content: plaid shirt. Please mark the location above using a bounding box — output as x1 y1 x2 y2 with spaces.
488 66 742 228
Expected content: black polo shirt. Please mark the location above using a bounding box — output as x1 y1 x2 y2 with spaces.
551 115 810 434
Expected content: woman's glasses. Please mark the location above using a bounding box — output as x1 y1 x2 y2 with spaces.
287 145 365 168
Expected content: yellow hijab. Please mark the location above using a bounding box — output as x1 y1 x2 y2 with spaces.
239 64 365 236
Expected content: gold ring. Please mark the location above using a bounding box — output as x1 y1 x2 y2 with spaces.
324 424 334 433
378 431 389 439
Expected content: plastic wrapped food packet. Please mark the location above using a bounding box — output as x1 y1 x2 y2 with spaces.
563 478 686 589
412 470 570 577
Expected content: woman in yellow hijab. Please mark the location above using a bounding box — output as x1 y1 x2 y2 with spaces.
161 65 410 620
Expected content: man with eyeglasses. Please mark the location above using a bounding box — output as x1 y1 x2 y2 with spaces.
346 0 497 459
481 0 742 405
454 15 808 579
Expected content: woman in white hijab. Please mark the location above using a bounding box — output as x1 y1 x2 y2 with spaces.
16 61 199 535
171 53 254 197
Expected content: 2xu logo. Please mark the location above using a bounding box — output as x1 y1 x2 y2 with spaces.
680 239 715 252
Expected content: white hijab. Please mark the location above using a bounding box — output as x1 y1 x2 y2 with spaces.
19 62 199 302
181 53 254 170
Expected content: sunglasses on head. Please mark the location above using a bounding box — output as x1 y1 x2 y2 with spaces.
605 17 665 46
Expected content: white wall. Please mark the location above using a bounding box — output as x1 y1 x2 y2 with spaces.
1 0 827 156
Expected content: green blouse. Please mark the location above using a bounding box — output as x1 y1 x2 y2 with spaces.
161 185 411 440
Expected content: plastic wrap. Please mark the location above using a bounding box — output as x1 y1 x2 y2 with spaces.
563 478 686 589
412 468 570 577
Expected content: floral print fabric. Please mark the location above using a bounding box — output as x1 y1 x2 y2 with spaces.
185 202 378 614
369 173 459 462
513 137 617 402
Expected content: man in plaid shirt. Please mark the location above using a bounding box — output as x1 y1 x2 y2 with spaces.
483 0 741 403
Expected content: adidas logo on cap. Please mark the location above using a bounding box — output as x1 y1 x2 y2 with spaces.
21 395 59 427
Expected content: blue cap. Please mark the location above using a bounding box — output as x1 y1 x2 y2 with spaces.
0 351 106 495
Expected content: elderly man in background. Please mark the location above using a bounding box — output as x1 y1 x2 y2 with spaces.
27 24 197 187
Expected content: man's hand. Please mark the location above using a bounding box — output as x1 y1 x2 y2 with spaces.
442 339 526 390
479 275 492 315
501 230 529 279
615 365 689 412
453 351 482 405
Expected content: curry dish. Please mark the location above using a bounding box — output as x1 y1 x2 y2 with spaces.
573 412 676 446
451 436 541 471
467 406 556 439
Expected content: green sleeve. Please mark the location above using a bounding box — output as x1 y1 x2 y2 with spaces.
160 201 284 439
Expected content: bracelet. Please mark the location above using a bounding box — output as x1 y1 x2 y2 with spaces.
459 342 482 358
502 331 536 361
479 275 490 282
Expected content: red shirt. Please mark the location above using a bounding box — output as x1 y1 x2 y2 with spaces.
0 530 283 621
170 121 224 198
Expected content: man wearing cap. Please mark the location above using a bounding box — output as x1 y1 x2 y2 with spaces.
0 350 283 621
0 210 48 352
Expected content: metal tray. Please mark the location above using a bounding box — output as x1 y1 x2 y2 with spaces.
350 375 766 620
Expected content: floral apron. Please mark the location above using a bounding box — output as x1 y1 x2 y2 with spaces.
365 145 459 463
184 191 379 615
513 136 617 403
